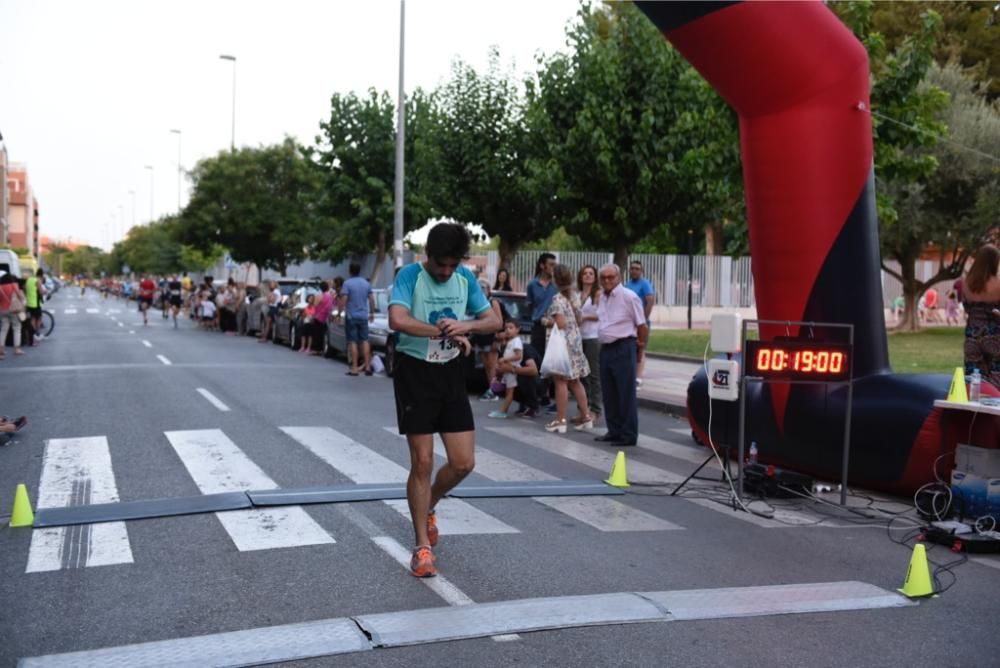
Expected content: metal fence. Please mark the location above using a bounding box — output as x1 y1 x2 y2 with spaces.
486 250 758 307
209 249 952 309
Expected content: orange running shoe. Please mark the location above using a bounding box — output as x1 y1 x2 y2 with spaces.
427 510 439 547
410 545 437 578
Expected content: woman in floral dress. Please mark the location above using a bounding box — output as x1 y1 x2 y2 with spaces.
542 264 592 433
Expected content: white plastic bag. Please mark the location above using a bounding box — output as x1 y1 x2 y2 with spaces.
540 326 573 378
370 353 386 375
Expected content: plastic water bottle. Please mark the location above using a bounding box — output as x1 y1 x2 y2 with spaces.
970 369 982 403
748 441 759 465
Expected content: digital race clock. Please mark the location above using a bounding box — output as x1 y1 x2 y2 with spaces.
744 339 852 381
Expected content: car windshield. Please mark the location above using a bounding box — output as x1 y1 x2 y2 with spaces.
497 295 528 321
374 290 389 314
278 283 298 296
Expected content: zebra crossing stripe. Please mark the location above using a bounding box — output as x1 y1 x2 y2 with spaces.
27 437 134 573
486 425 684 484
381 427 681 533
85 308 100 314
485 425 830 529
63 309 77 314
280 427 518 537
165 430 334 551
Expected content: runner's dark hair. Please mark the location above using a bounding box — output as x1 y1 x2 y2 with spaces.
426 223 471 260
349 262 362 277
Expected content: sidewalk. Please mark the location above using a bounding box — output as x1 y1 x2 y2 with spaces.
636 353 701 418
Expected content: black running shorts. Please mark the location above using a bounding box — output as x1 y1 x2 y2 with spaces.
393 353 474 435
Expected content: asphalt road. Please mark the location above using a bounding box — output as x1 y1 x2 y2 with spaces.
0 289 997 667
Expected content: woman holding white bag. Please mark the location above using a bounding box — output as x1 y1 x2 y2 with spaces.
540 264 592 433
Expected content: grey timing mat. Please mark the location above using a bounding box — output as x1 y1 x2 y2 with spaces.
450 480 624 498
249 483 409 506
19 581 914 666
30 480 621 528
32 492 252 528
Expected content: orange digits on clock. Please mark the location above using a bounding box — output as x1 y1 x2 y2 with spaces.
801 350 814 372
757 348 771 370
830 352 843 373
816 351 829 372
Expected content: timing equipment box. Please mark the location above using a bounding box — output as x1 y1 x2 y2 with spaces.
950 470 1000 519
743 463 813 498
955 444 1000 479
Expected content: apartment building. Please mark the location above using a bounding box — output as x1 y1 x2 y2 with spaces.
7 162 39 258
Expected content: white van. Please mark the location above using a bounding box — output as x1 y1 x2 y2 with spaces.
0 249 22 278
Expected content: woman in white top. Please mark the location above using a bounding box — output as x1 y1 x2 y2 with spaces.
577 265 603 422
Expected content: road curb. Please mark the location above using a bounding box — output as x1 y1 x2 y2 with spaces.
638 396 688 419
645 351 704 364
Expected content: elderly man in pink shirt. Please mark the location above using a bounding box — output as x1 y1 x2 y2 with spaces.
594 263 648 446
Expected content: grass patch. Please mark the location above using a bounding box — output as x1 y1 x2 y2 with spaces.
648 326 964 375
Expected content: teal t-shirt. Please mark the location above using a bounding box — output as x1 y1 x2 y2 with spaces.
389 263 489 362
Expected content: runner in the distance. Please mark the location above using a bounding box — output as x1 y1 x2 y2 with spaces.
167 275 183 328
138 275 156 326
388 222 500 578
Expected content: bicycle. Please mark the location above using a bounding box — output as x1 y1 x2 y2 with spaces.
37 310 54 338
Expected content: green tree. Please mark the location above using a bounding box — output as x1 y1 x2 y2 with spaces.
42 243 72 276
881 63 1000 329
529 1 741 268
62 245 109 277
858 1 1000 100
312 88 438 284
178 139 323 274
432 50 556 269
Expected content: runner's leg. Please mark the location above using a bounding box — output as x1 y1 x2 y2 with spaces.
430 430 475 509
406 434 435 546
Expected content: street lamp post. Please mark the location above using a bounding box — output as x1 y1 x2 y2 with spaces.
128 189 136 233
219 55 236 152
144 165 154 223
169 129 182 211
392 0 406 269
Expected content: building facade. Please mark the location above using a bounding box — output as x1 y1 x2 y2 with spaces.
6 163 38 258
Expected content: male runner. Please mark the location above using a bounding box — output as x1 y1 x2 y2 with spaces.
138 275 156 325
388 223 500 577
167 276 183 327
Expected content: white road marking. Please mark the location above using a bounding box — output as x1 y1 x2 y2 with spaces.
27 437 133 573
281 427 518 537
165 429 334 551
129 330 135 334
196 388 231 412
486 425 835 529
383 427 680 533
141 340 152 348
85 308 100 313
156 355 172 365
972 556 1000 571
63 308 77 314
116 322 123 327
370 535 520 642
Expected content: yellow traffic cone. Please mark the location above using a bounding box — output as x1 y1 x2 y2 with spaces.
10 484 34 528
605 451 630 488
947 367 968 403
898 543 936 599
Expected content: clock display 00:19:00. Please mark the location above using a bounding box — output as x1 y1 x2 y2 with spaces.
744 340 852 380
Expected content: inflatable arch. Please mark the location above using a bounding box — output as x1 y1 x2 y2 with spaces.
634 1 999 494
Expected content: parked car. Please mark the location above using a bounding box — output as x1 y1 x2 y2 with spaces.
246 279 302 336
272 282 323 348
325 288 393 365
236 285 261 335
379 290 529 382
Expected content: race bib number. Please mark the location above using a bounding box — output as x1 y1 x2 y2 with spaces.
425 336 461 363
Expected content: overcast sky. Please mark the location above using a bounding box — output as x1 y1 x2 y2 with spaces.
1 0 580 250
